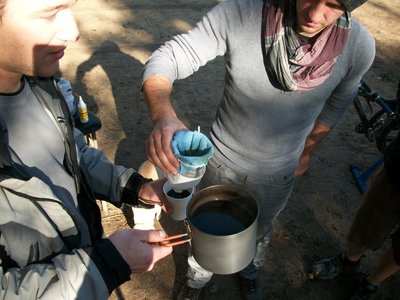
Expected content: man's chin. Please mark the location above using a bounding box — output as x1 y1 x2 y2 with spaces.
297 28 322 38
33 67 60 78
31 59 60 77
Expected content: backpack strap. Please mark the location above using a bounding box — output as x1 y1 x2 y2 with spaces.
0 116 26 179
0 117 12 170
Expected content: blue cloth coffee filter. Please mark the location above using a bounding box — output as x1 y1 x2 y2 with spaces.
171 130 214 167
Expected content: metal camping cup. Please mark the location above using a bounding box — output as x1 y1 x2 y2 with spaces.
163 181 194 220
186 185 258 275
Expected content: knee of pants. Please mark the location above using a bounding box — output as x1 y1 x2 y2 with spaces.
187 255 213 288
391 227 400 266
253 235 271 267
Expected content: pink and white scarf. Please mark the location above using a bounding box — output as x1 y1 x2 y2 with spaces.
263 0 351 92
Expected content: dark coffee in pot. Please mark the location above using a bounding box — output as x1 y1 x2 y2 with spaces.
190 200 253 236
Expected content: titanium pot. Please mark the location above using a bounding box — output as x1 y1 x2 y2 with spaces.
186 185 258 275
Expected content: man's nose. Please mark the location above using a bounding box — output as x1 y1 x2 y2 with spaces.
306 2 325 23
55 9 80 42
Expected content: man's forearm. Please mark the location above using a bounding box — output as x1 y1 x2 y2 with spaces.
143 75 176 123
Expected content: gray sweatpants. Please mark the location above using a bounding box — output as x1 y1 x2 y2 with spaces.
187 149 295 288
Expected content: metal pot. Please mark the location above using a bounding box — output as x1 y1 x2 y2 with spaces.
186 185 258 275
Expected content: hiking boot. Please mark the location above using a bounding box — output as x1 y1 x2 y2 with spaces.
177 282 203 300
240 277 259 300
312 252 362 280
350 276 378 300
132 205 161 230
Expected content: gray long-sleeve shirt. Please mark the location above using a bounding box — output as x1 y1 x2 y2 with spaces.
142 0 375 175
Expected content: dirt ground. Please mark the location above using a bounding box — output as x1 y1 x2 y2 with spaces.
61 1 399 299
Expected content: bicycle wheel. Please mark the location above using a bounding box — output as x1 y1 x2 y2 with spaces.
376 117 400 153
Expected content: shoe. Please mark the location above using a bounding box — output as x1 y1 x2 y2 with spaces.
177 282 202 300
132 205 162 230
240 277 259 300
350 276 378 300
312 252 362 280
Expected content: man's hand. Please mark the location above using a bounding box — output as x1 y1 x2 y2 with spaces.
146 116 187 175
295 151 312 176
143 76 187 175
138 179 173 214
295 121 331 176
109 229 172 273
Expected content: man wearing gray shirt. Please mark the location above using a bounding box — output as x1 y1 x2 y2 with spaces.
141 0 375 298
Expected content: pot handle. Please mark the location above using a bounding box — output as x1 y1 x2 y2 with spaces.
184 219 192 237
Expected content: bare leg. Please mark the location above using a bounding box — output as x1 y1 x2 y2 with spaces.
367 247 400 286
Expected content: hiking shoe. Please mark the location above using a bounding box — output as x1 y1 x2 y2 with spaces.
177 282 203 300
350 276 378 300
312 252 362 280
132 205 162 230
240 277 259 300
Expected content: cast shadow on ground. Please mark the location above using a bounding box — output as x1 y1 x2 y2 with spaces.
74 40 150 169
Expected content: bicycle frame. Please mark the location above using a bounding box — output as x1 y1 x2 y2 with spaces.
351 80 399 193
353 80 400 153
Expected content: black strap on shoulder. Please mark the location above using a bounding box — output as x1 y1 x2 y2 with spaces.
0 116 24 179
0 118 12 170
0 122 31 181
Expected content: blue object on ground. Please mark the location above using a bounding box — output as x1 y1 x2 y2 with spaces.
350 156 384 194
